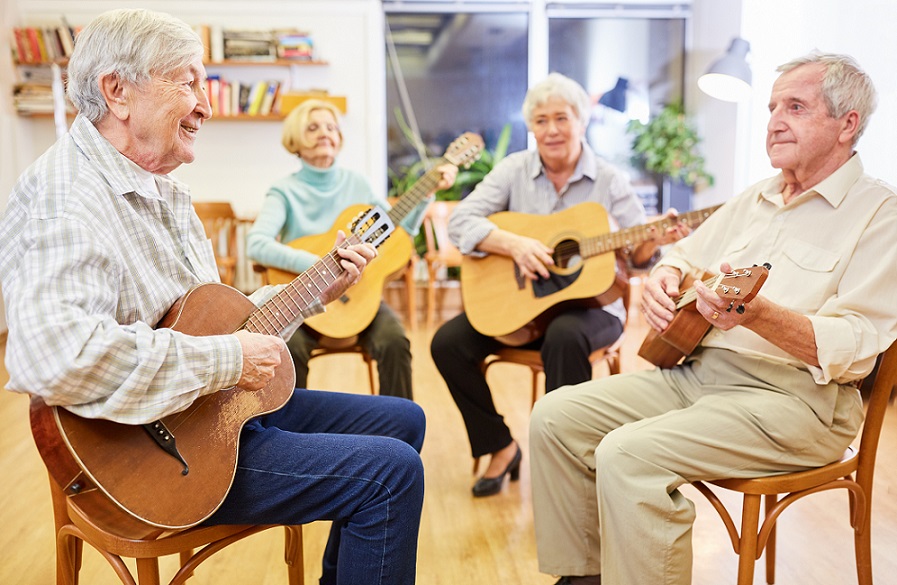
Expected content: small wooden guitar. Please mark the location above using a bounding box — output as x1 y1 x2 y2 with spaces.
637 264 771 368
461 201 722 346
30 207 394 531
265 132 485 339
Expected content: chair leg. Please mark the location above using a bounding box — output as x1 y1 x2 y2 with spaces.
736 494 762 585
135 558 162 585
284 526 305 585
426 267 437 330
764 495 777 584
855 503 874 585
529 367 540 409
365 354 377 395
405 261 417 331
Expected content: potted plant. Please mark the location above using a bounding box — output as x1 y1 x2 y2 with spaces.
627 101 713 212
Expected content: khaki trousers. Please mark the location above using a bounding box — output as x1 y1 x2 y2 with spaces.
530 348 863 585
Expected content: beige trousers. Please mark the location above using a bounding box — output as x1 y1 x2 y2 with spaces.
530 348 863 585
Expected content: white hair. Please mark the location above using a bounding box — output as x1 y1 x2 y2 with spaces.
521 72 591 131
777 52 877 147
66 9 204 122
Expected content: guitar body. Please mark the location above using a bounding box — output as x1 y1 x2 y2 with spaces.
30 282 296 530
637 305 711 368
461 202 618 345
266 204 414 339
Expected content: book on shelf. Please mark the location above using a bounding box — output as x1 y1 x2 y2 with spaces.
11 25 77 64
246 81 268 115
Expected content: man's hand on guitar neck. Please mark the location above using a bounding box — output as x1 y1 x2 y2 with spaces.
478 229 554 281
318 230 378 306
235 330 286 390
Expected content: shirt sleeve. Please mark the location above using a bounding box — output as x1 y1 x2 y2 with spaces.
3 216 243 424
448 157 516 255
246 191 319 274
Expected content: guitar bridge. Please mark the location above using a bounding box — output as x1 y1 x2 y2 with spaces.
143 420 190 475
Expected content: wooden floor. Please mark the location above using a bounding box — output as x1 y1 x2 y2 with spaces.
1 283 896 584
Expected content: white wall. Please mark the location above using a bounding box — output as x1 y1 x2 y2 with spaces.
741 0 897 188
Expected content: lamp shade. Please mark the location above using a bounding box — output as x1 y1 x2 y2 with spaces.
698 38 752 102
598 77 629 113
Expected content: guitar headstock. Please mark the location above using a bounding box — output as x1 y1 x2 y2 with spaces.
443 132 485 169
713 264 771 306
350 206 395 249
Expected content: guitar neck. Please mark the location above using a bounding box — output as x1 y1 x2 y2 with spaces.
581 204 723 258
387 157 447 226
242 235 362 336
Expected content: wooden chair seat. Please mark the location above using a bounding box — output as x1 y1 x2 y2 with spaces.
309 334 377 394
691 339 897 585
48 474 304 585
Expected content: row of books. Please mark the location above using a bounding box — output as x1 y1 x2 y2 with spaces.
13 83 75 115
197 26 316 63
207 78 283 117
11 24 79 64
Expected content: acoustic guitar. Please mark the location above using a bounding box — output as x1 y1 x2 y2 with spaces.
29 207 394 530
265 132 485 339
461 202 722 346
637 264 771 368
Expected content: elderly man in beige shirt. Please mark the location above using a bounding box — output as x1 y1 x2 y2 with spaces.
530 52 897 585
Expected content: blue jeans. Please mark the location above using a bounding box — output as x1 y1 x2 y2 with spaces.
204 389 426 585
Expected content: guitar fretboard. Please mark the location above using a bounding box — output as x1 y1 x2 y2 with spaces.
242 235 362 336
580 204 723 258
387 159 446 226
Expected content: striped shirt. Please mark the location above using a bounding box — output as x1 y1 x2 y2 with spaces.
0 115 248 424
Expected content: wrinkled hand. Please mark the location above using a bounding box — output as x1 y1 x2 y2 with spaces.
640 266 682 332
318 230 378 306
234 330 285 390
693 262 746 330
508 233 554 280
434 163 458 192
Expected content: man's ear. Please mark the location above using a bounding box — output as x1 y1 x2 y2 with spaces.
839 110 860 146
99 73 129 120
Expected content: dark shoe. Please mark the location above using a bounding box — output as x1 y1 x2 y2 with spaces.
554 577 601 585
472 445 522 497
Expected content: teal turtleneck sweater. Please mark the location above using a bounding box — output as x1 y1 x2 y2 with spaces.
247 163 427 274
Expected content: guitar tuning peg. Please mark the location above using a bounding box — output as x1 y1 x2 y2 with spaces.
736 304 746 315
726 300 734 313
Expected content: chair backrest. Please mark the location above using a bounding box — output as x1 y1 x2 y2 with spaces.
423 200 462 265
856 339 897 489
193 202 239 286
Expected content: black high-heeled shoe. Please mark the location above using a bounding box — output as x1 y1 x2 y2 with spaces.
472 445 522 497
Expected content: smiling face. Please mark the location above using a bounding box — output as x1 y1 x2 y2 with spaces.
531 96 584 171
124 56 211 174
297 108 342 168
766 63 855 187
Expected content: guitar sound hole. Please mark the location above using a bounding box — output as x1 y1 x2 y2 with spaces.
553 239 582 270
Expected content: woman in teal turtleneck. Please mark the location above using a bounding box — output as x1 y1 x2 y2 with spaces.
247 99 456 399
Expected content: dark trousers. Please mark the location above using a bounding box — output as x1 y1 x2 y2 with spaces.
288 302 413 399
205 389 425 585
430 307 623 458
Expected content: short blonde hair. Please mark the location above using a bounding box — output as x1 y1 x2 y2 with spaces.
281 99 344 155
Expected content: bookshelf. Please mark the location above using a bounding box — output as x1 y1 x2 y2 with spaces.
203 59 347 120
10 27 347 120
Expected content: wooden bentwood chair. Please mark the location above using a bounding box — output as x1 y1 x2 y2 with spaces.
421 200 463 330
691 339 897 585
30 398 305 585
192 202 240 288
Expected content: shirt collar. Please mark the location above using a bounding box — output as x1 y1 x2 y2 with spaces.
69 114 165 201
758 153 864 208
